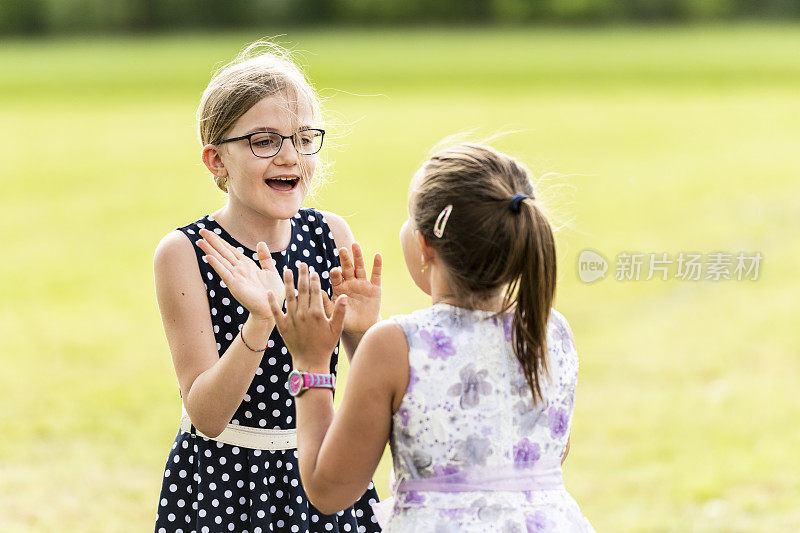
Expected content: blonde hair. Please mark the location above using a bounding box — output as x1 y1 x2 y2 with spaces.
197 40 326 193
411 142 557 405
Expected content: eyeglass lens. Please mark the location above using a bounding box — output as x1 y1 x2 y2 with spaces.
250 131 323 157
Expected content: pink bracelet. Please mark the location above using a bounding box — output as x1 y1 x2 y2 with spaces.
239 329 268 352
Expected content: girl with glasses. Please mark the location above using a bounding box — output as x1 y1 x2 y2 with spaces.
153 41 381 533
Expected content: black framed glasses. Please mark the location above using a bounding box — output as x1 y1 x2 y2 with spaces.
216 129 325 158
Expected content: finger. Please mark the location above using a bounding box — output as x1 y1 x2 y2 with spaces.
256 242 277 272
283 268 296 315
370 252 383 287
199 228 241 264
200 229 237 264
320 290 334 318
309 271 324 315
197 239 234 272
266 290 284 327
329 295 347 336
339 247 355 280
205 255 234 286
329 267 344 289
351 242 367 279
296 263 310 311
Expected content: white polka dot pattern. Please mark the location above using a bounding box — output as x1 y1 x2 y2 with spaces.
155 209 380 532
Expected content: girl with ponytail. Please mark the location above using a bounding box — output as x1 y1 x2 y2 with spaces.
202 141 594 530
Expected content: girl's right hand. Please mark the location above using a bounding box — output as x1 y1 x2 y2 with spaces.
196 228 285 320
267 264 347 371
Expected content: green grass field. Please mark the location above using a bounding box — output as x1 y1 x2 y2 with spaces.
1 25 799 532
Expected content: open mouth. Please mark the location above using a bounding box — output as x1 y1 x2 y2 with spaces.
265 177 300 192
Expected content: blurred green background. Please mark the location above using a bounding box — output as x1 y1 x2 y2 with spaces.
2 8 800 533
4 0 800 34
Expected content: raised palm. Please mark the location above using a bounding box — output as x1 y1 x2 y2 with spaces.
325 243 382 335
197 228 285 320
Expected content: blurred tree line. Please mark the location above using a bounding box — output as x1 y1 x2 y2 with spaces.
2 0 800 35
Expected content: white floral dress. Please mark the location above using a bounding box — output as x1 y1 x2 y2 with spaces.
382 304 595 532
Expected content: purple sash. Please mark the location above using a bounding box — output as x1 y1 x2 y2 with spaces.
371 459 563 528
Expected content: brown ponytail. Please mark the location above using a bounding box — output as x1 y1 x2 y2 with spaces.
503 196 557 405
411 143 557 405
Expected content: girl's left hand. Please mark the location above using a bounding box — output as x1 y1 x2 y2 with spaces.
268 263 348 370
326 243 382 336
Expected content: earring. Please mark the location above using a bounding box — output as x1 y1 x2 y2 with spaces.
420 256 429 273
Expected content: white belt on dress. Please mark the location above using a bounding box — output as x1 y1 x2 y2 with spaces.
179 405 297 451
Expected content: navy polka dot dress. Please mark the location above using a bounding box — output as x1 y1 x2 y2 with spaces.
155 208 381 533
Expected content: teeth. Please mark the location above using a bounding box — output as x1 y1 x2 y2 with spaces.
268 177 298 181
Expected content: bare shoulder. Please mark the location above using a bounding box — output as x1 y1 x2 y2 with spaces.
154 229 195 272
350 319 410 411
319 210 355 249
360 319 408 356
153 229 207 316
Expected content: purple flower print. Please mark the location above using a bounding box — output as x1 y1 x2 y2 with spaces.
447 363 493 408
548 407 570 438
513 438 541 465
432 463 461 477
399 446 433 478
453 435 492 466
525 510 549 532
438 508 468 521
515 400 542 435
503 312 514 342
551 313 574 353
411 450 433 472
397 406 410 426
475 499 504 522
406 365 421 393
504 522 527 533
511 372 530 399
420 328 456 360
396 430 432 477
404 490 425 505
520 411 540 435
399 451 431 479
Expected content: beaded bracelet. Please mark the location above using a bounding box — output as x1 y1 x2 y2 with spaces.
239 328 268 352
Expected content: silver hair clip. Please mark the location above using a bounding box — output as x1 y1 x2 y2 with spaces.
433 204 453 238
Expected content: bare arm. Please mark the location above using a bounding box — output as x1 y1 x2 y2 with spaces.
154 229 279 437
297 321 407 513
268 266 408 513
